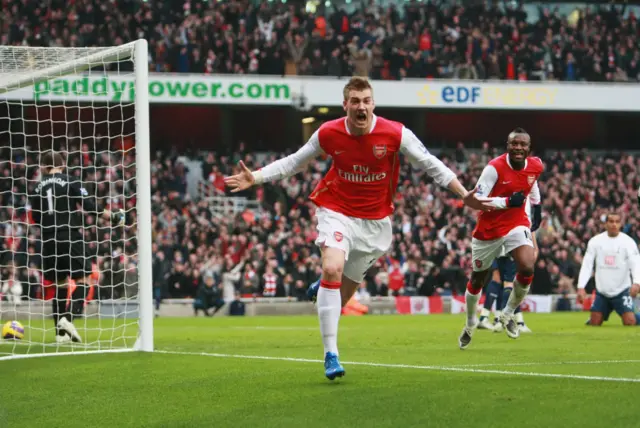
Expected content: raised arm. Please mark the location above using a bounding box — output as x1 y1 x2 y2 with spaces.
399 127 493 211
225 131 324 192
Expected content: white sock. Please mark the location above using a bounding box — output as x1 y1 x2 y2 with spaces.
515 312 525 324
504 282 530 316
465 289 480 327
494 310 502 322
317 286 341 355
480 308 490 318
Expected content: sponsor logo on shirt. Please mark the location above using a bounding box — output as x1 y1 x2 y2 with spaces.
337 165 387 183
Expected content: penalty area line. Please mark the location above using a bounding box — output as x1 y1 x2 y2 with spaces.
155 350 640 383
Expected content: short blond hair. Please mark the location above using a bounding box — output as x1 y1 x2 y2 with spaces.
343 76 373 100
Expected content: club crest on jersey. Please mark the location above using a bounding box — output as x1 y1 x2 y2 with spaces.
474 260 482 269
372 144 387 159
527 175 535 185
334 231 343 242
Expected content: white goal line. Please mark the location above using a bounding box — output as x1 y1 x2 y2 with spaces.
0 348 135 362
155 350 640 384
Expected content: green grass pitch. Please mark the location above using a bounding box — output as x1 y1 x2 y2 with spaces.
1 313 639 428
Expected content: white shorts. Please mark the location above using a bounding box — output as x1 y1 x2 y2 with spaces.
471 226 533 272
315 207 392 282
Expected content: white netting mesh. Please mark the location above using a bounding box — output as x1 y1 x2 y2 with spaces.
0 44 142 356
0 46 134 93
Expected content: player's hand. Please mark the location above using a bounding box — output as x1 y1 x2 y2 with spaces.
224 161 255 193
576 288 586 304
631 284 640 298
462 187 495 212
111 209 126 226
507 191 526 207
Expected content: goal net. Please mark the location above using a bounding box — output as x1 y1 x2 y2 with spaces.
0 40 153 360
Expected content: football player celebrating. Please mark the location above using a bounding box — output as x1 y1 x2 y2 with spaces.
459 128 543 349
226 76 493 379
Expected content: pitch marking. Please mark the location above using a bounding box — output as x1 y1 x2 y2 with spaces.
155 350 640 383
455 359 640 368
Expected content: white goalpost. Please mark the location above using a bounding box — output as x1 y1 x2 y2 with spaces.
0 40 153 359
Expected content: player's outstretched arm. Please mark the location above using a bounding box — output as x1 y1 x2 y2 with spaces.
576 239 596 303
399 128 494 211
224 131 324 193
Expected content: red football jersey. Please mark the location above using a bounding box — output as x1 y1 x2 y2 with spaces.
473 153 544 241
310 116 403 219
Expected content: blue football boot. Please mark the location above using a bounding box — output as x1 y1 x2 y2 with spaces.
307 278 320 303
324 352 345 380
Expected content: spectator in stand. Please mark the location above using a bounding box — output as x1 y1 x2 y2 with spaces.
3 1 638 82
228 291 246 316
193 272 224 316
1 139 639 304
1 264 23 302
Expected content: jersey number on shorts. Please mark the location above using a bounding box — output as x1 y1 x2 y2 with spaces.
46 188 54 214
523 229 532 242
623 296 633 310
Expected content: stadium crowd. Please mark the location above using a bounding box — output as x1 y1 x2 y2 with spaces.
1 0 638 82
1 140 639 306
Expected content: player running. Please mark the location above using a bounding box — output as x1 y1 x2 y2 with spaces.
225 76 493 380
478 198 539 333
30 152 124 343
576 213 640 326
459 128 543 349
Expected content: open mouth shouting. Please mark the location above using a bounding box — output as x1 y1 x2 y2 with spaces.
355 110 367 124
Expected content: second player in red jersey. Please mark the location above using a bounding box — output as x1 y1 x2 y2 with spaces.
225 76 493 380
459 128 544 350
473 153 543 241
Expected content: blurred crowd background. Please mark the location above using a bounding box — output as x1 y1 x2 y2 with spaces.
1 142 638 305
1 0 638 82
0 0 639 309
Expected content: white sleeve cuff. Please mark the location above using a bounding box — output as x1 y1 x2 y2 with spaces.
252 170 264 185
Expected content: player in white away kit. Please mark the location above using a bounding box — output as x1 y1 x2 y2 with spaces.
576 213 640 326
225 76 493 380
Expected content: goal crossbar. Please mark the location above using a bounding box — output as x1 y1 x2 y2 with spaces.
0 42 138 94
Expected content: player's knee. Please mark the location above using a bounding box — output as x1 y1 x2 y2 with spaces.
517 265 534 279
589 313 603 326
322 261 343 281
622 314 636 326
471 269 490 288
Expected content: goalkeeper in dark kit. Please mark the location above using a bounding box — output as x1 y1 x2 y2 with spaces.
30 151 124 343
